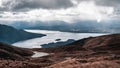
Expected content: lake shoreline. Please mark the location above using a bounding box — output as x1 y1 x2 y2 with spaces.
12 29 107 48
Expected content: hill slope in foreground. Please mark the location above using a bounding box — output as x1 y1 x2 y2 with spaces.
0 34 120 68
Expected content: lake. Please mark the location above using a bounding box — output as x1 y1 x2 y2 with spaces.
12 30 107 48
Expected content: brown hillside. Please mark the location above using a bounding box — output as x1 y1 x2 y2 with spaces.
0 43 33 60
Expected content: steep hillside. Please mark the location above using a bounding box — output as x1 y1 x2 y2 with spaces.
0 24 46 44
0 43 33 60
83 34 120 50
32 34 120 68
34 34 120 52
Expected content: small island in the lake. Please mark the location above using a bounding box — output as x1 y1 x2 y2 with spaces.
55 39 61 41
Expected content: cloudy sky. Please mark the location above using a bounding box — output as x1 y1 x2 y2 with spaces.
0 0 120 23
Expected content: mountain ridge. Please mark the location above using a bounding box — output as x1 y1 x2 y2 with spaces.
8 21 120 33
0 24 46 44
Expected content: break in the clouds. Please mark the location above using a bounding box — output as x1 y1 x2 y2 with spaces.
0 0 119 23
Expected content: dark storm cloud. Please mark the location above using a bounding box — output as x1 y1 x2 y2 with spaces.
95 0 120 7
76 0 120 7
2 0 73 11
0 0 120 12
0 0 119 25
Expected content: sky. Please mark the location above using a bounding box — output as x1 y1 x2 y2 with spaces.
0 0 120 24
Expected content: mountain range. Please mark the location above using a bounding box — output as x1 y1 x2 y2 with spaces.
9 21 120 33
0 24 46 44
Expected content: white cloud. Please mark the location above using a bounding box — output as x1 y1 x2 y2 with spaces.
0 0 2 7
0 0 4 7
0 1 115 23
